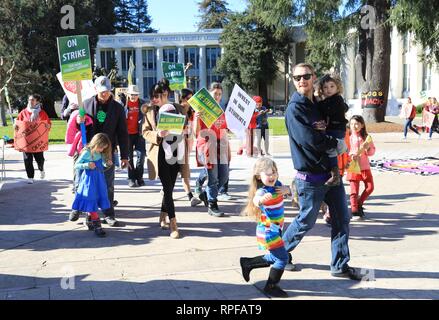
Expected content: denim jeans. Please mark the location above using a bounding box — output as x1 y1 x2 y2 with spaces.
206 162 229 202
102 153 116 218
404 118 419 137
264 246 289 270
128 134 146 182
282 178 351 273
197 167 229 194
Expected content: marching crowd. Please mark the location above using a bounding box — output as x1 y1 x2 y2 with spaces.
15 62 391 298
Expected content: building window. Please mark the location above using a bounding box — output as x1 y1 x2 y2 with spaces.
402 33 410 54
184 47 200 92
422 64 432 91
142 49 156 71
206 46 223 88
163 48 178 63
403 64 410 94
100 50 115 71
184 47 199 69
143 76 157 100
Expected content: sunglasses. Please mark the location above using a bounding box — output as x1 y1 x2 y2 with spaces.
292 74 313 81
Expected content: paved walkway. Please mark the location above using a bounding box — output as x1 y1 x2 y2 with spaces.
0 131 439 300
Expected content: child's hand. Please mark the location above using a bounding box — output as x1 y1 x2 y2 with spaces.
361 142 370 150
260 193 273 204
106 160 113 167
312 120 327 131
88 162 96 170
351 154 359 161
275 186 291 196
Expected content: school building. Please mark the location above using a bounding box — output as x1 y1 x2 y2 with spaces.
95 27 438 112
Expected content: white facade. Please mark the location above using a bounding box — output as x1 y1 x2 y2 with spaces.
96 30 224 101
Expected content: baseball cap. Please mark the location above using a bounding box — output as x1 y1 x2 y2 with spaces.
94 76 112 93
253 96 262 103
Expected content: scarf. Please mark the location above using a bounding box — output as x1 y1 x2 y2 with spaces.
27 103 42 122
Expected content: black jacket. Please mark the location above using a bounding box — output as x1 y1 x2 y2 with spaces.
285 92 338 173
318 94 348 132
83 95 129 160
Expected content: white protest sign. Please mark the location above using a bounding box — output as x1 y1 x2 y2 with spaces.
56 72 96 105
225 84 256 139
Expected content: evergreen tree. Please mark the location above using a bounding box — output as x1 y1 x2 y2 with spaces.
0 0 117 123
132 0 156 33
216 12 290 98
251 0 394 123
114 0 136 32
198 0 230 29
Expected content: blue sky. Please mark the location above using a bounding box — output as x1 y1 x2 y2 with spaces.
149 0 248 33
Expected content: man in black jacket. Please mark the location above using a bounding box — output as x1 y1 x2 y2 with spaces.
282 63 364 281
78 76 130 227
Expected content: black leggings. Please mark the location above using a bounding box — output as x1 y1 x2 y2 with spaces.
23 152 44 178
158 146 180 220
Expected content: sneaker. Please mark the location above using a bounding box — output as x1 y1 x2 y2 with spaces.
103 216 118 227
198 191 209 207
128 179 137 188
113 200 118 207
27 178 34 184
217 192 232 201
331 266 366 281
190 197 202 207
137 179 145 187
40 171 45 179
208 202 225 217
69 210 81 222
351 211 365 221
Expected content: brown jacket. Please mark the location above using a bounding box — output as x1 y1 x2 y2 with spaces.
142 103 187 180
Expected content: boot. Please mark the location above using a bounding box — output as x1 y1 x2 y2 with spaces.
84 214 94 231
159 211 169 229
240 255 270 282
92 220 106 237
325 166 341 187
208 201 224 217
263 268 288 298
169 218 179 239
198 191 209 207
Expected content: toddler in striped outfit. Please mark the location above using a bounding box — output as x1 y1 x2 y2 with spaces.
240 157 291 298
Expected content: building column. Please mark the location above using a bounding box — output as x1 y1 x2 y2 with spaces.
409 41 423 101
340 42 356 100
178 46 184 65
156 47 163 80
115 48 122 77
135 47 144 97
199 45 207 89
95 48 101 70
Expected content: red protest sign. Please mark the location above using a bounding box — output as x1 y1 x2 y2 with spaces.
14 120 51 153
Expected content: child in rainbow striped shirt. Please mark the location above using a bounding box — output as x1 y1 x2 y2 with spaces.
240 157 291 298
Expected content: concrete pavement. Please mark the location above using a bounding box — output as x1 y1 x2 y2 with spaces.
1 130 439 300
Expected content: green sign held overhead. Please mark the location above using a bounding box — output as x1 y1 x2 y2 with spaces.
188 88 223 129
57 35 92 81
162 62 186 91
157 112 186 135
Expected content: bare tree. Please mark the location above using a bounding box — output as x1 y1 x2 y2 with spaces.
0 60 15 126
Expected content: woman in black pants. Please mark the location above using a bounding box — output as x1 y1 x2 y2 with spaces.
142 80 186 239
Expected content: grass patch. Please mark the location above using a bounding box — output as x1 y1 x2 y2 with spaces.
0 119 67 144
268 117 288 136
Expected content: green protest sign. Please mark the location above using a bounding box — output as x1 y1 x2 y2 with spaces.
157 112 186 135
162 62 186 91
57 35 92 81
188 88 223 128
